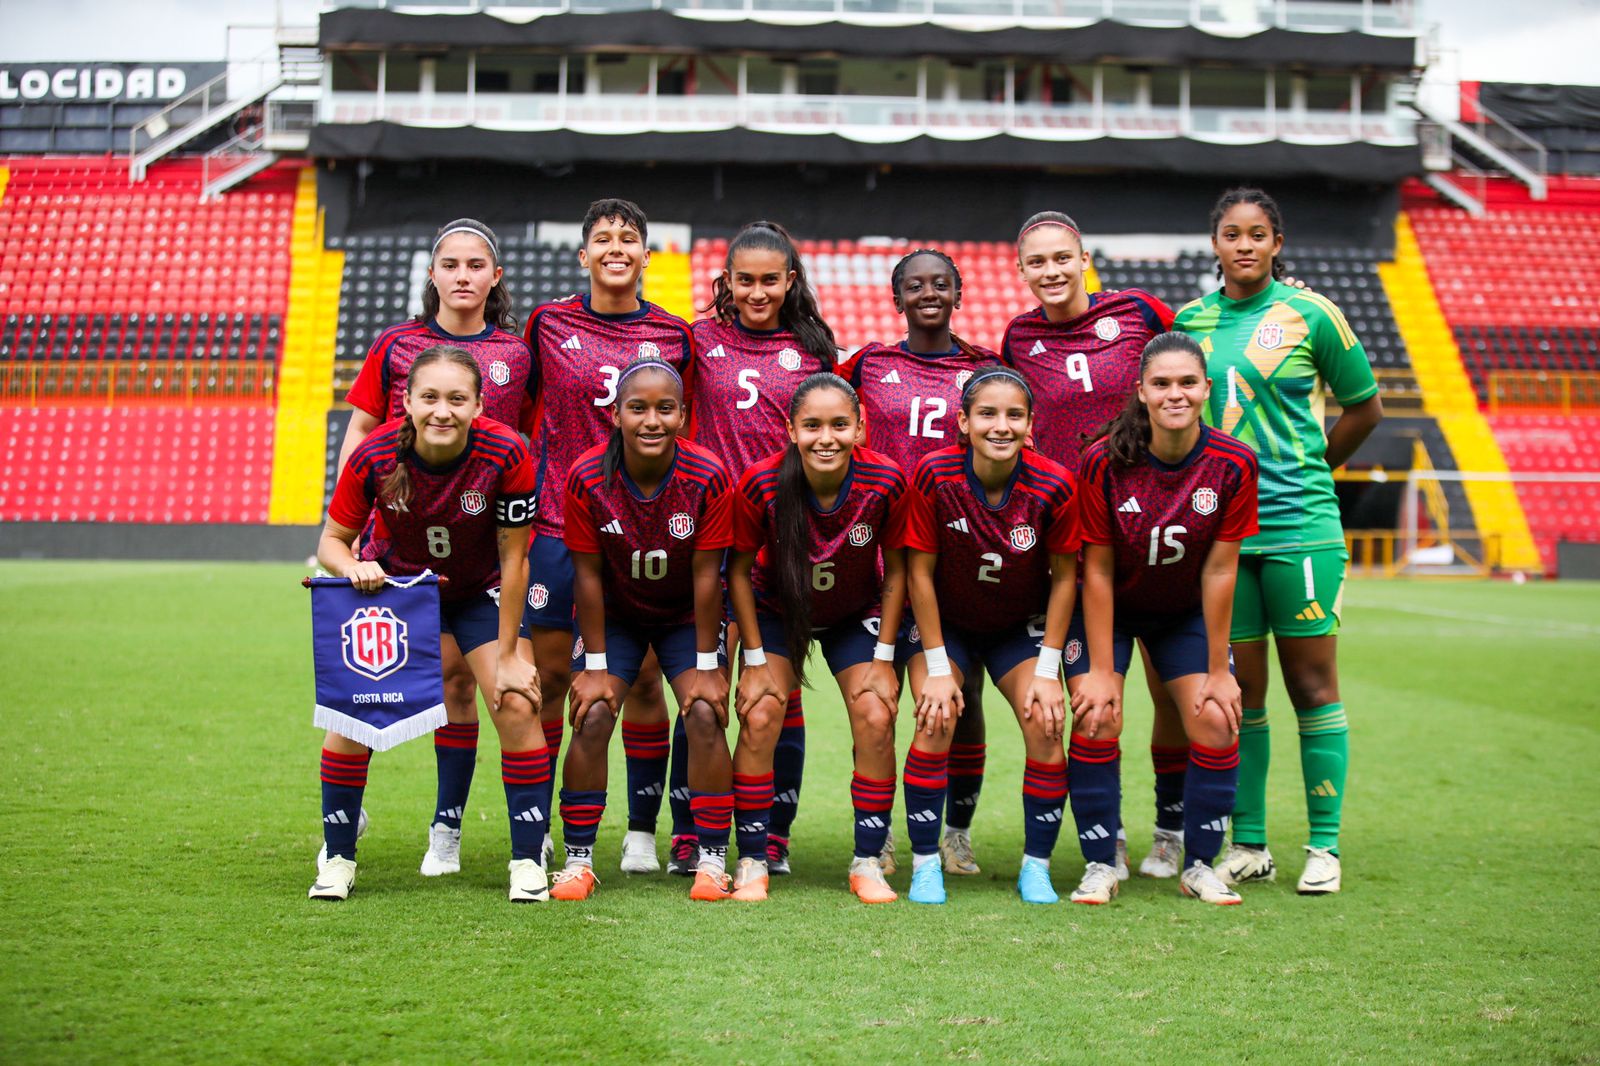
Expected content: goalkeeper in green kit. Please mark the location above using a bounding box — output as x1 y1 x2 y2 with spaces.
1174 188 1383 895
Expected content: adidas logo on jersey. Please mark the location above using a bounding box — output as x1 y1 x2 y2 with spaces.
600 519 624 535
880 370 902 384
1118 497 1142 513
706 344 727 358
561 335 582 351
1029 340 1048 357
946 517 969 533
512 806 546 824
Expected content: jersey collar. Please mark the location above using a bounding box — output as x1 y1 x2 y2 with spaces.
963 447 1023 510
1146 424 1211 472
1215 281 1281 313
807 454 857 515
619 444 680 501
425 318 496 343
582 294 654 322
409 425 477 476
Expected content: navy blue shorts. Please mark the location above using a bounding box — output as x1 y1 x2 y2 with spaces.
440 591 502 655
753 613 912 677
570 619 728 688
1063 606 1214 682
523 531 576 632
906 615 1047 684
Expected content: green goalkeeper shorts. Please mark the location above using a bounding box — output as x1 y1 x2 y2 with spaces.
1231 547 1347 642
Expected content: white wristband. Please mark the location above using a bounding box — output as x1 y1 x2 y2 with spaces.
923 645 952 677
1034 645 1063 678
696 651 719 671
873 641 896 662
584 652 608 672
742 646 767 667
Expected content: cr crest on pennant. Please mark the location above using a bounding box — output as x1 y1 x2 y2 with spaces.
341 606 410 681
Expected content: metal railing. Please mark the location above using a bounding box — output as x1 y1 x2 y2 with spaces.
1487 372 1600 416
0 361 276 407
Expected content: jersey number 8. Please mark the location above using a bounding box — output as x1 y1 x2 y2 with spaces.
426 526 452 559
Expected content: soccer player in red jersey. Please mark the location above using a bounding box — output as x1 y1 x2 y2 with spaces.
312 346 549 903
523 199 696 876
846 247 998 880
1003 213 1195 880
728 373 910 904
685 220 840 878
900 366 1082 906
335 218 535 880
550 358 737 902
1069 333 1259 906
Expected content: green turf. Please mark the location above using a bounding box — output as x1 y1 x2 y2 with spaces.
2 563 1597 1063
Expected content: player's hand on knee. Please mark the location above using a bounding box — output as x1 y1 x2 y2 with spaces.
1023 677 1066 742
736 662 782 724
494 653 541 714
853 662 901 721
1072 670 1120 738
915 675 961 737
345 561 388 593
685 669 730 729
1195 670 1242 734
569 669 616 733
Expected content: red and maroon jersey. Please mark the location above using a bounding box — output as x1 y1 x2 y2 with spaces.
564 438 733 628
330 417 538 604
905 446 1082 633
525 295 696 537
1000 289 1174 471
845 340 999 474
346 319 537 434
732 446 910 628
1078 426 1258 620
687 318 830 481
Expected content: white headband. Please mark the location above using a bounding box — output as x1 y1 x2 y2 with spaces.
431 225 499 261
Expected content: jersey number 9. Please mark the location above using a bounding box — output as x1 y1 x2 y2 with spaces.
1065 352 1094 392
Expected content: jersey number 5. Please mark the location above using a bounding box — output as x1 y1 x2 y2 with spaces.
737 368 761 410
1147 525 1187 566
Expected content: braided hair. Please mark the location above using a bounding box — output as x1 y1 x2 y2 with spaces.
379 345 483 511
888 247 984 360
707 221 838 368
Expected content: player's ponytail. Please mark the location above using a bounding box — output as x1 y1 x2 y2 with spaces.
773 372 860 686
709 221 839 368
380 345 483 511
1209 187 1287 281
1093 332 1206 467
602 355 684 481
418 218 518 332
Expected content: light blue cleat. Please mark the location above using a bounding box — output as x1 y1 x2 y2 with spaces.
1017 856 1059 904
908 860 947 905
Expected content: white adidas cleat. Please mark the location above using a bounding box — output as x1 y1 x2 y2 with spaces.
1216 843 1276 886
620 830 661 874
1069 861 1120 905
1180 862 1243 905
309 855 357 901
317 807 368 867
420 822 463 876
1115 837 1130 882
508 858 550 902
1297 846 1342 895
1139 828 1183 879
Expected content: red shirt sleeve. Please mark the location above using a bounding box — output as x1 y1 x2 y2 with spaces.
881 475 911 550
902 475 939 554
697 467 734 552
1076 453 1113 546
1133 291 1177 332
731 472 770 554
1218 459 1260 541
1046 474 1085 555
345 344 389 420
494 437 539 527
563 473 601 554
328 450 377 530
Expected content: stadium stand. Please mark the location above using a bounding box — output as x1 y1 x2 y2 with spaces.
1487 414 1600 568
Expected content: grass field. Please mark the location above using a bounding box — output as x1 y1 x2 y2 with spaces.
2 561 1598 1064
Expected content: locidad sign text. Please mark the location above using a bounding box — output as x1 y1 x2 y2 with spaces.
0 63 225 102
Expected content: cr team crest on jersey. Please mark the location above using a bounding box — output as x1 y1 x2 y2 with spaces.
778 347 803 372
669 512 696 540
460 490 487 516
528 584 550 610
1192 487 1219 516
1009 524 1037 551
1255 322 1284 350
341 606 410 681
638 341 662 360
1094 317 1121 342
848 522 874 547
956 370 974 391
1065 638 1084 665
487 360 511 387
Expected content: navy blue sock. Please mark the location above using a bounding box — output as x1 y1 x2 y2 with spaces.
558 788 607 864
1184 741 1240 867
502 748 553 862
1020 758 1067 860
850 772 894 859
903 746 948 856
690 792 734 866
1152 743 1188 833
946 741 985 831
668 714 694 839
769 690 805 840
622 719 669 833
733 771 774 860
1068 736 1121 865
432 722 478 830
320 748 369 860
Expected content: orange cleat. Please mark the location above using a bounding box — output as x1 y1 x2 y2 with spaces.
690 865 733 901
848 857 898 904
549 863 599 901
730 857 769 901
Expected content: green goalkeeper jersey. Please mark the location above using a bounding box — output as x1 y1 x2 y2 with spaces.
1174 280 1378 554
